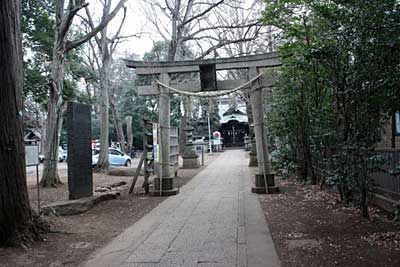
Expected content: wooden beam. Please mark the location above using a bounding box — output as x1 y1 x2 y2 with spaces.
125 52 281 75
216 57 281 70
135 65 200 75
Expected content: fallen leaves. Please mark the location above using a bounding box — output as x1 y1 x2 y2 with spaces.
261 176 400 266
362 231 400 250
287 231 305 239
260 193 287 201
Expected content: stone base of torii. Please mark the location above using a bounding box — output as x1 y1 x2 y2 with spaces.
124 53 281 195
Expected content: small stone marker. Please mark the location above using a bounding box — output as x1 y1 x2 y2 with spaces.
67 101 93 200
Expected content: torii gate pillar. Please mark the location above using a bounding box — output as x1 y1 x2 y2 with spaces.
151 72 179 196
249 67 279 194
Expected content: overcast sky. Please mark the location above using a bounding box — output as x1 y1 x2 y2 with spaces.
83 0 265 59
121 0 159 57
84 0 161 58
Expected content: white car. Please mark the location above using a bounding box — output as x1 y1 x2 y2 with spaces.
92 148 131 167
59 147 67 162
39 147 67 163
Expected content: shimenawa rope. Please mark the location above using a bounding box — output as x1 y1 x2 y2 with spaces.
154 73 264 98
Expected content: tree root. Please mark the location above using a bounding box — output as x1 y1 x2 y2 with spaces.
39 176 63 188
2 212 50 248
93 166 108 173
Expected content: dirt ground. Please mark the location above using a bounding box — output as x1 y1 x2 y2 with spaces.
260 177 400 267
0 153 220 267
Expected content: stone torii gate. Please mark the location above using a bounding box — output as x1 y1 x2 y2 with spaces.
124 52 281 195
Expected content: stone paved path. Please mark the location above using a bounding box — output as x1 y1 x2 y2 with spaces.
84 150 281 267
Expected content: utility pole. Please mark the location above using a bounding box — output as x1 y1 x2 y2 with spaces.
208 113 212 154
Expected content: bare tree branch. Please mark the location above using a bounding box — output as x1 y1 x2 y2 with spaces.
110 6 127 42
140 1 170 41
182 22 262 41
182 0 195 24
59 1 89 44
66 0 127 51
83 6 101 48
179 0 224 29
196 37 255 60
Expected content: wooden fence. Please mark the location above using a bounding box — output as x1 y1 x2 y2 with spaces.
371 149 400 195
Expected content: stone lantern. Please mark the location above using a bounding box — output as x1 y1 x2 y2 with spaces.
182 124 200 169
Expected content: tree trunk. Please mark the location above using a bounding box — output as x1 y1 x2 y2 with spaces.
96 50 111 170
110 94 126 153
360 160 369 218
0 0 40 245
302 129 316 184
361 184 369 218
40 117 46 155
40 32 65 187
126 116 133 152
298 90 316 184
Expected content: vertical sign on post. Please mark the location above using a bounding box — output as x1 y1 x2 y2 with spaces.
153 123 159 163
152 123 162 195
25 144 40 213
67 102 93 200
212 131 221 152
208 114 212 154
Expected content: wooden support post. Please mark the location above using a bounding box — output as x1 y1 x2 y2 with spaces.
129 152 144 194
151 72 179 196
249 68 278 194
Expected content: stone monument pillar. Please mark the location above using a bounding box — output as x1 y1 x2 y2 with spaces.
67 102 93 200
249 68 279 194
